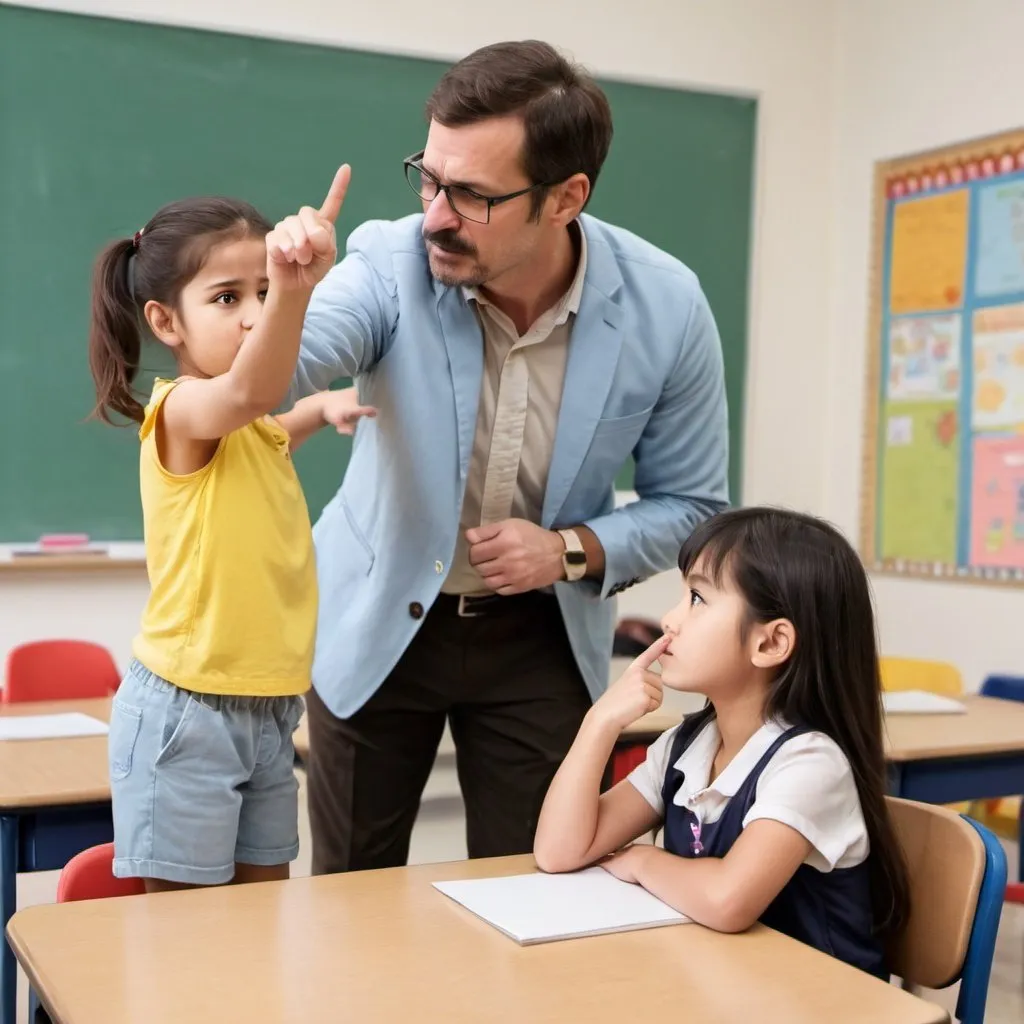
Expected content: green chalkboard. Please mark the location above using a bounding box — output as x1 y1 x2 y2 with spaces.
0 6 755 541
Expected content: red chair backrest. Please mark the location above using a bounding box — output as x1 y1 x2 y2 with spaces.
56 843 145 903
4 640 120 703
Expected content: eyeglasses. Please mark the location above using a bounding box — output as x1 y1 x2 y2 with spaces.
403 151 554 225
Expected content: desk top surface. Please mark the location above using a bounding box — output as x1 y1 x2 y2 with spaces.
7 854 947 1024
0 698 111 809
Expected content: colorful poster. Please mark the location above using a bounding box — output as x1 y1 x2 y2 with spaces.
886 315 961 401
879 400 959 564
969 435 1024 570
975 179 1024 298
889 191 969 315
972 304 1024 429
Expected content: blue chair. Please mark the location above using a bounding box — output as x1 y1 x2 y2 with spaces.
887 798 1007 1024
980 674 1024 703
978 674 1024 882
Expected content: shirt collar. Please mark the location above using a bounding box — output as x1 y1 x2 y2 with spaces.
463 220 587 326
672 716 792 803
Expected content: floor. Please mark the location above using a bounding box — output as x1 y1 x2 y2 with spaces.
14 749 1024 1023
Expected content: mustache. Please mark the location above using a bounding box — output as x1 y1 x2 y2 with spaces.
423 229 477 257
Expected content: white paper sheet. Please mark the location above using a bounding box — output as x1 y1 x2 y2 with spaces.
433 867 689 945
0 713 109 741
882 690 967 715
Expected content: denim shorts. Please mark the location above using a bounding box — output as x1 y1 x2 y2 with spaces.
109 659 305 885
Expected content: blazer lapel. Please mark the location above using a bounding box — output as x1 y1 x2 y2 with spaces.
542 220 625 527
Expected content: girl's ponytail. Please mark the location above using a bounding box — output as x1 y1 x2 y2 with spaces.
88 196 273 426
88 237 145 425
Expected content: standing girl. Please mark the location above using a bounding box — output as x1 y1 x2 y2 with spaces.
534 507 908 977
89 167 373 890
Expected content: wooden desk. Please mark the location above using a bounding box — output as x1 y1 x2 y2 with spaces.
0 699 113 1024
884 696 1024 843
291 706 683 765
7 854 947 1024
885 695 1024 762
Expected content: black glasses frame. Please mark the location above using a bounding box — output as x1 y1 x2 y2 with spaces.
402 151 554 224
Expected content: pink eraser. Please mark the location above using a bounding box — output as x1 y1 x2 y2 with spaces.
38 534 90 549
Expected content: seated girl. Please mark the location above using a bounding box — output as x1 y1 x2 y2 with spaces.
534 507 908 978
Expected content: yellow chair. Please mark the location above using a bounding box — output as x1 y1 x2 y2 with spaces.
880 656 963 697
880 656 969 812
977 796 1022 841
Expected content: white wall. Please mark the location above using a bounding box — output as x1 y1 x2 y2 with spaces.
1 0 839 670
827 0 1024 688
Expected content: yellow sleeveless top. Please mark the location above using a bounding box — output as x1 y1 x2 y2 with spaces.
132 379 317 696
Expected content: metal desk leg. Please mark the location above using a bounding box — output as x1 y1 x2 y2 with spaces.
0 816 18 1024
1019 804 1024 884
887 763 905 798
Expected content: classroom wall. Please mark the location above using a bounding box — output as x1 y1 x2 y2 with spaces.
1 0 838 669
826 0 1024 688
8 1 1023 692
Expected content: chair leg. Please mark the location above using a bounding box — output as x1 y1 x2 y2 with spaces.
29 988 50 1023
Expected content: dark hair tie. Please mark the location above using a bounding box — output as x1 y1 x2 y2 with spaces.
132 230 143 249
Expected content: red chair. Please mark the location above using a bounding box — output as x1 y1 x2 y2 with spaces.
56 843 145 903
3 640 120 703
29 845 145 1021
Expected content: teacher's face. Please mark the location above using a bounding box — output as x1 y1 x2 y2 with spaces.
418 116 553 289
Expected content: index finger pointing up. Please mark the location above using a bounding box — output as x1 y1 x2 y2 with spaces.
318 164 352 224
632 633 671 671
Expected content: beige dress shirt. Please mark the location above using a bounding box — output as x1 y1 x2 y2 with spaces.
442 226 588 595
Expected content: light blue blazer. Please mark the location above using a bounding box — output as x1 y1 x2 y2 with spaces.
290 213 729 719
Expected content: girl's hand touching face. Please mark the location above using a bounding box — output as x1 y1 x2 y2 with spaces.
591 634 671 732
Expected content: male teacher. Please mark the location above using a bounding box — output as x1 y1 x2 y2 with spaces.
290 40 729 873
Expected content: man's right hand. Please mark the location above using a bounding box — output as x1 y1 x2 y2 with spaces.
589 634 670 732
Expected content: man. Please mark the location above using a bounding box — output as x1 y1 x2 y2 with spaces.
290 39 729 873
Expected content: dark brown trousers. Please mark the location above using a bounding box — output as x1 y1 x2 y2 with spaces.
305 592 593 873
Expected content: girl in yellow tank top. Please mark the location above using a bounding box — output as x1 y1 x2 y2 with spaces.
87 168 374 891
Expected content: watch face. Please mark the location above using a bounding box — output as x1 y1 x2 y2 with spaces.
565 551 587 567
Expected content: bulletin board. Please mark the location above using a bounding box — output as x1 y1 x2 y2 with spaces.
863 128 1024 586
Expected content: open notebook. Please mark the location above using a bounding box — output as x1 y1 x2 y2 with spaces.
882 690 967 715
433 867 689 945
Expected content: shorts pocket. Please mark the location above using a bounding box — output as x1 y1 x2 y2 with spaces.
109 698 143 781
155 692 200 765
283 696 305 734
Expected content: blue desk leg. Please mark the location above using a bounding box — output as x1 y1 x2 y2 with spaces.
887 763 905 798
0 816 17 1024
1019 805 1023 884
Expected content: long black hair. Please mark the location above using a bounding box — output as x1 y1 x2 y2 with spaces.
88 197 272 424
678 506 909 943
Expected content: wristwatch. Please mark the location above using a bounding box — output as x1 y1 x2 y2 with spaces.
557 528 588 582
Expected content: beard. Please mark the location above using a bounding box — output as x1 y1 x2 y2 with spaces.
424 228 487 288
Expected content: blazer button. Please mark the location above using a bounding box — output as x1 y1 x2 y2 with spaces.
409 602 424 620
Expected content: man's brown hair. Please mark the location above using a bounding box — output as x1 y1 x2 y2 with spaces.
426 40 613 217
